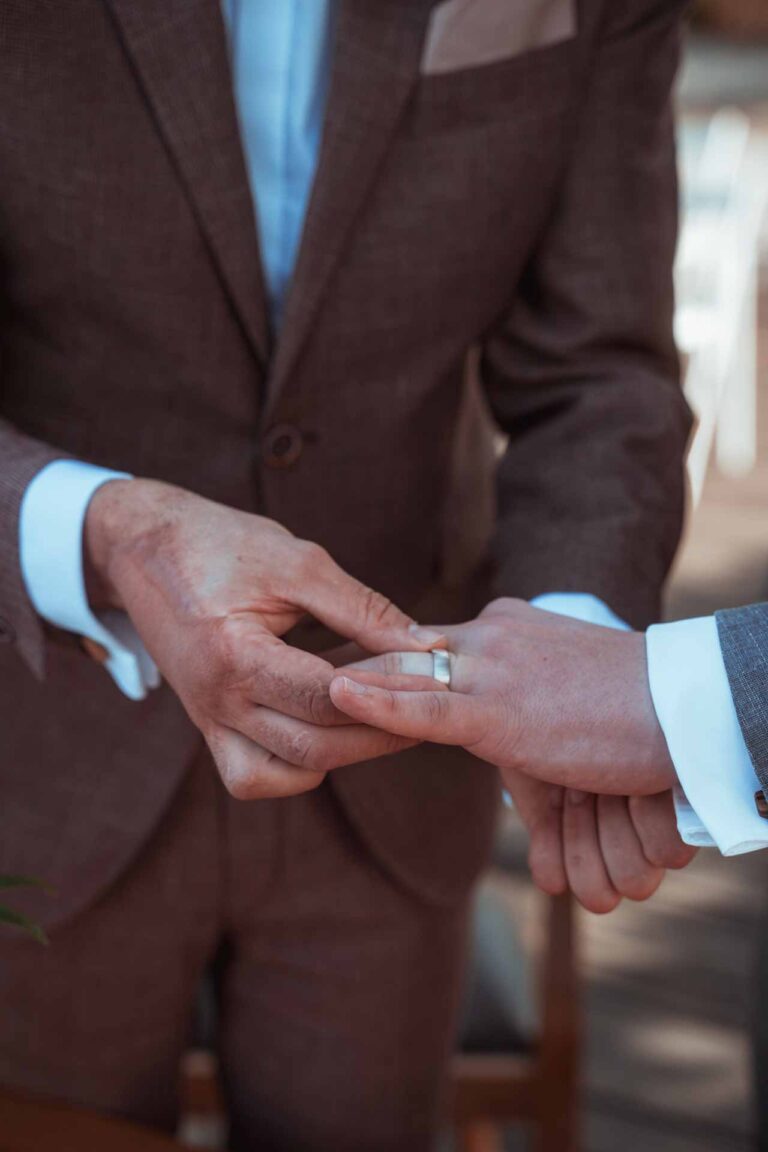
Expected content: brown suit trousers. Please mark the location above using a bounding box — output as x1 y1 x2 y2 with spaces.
0 0 691 1143
1 750 468 1151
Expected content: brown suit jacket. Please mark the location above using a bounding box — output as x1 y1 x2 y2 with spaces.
0 0 691 928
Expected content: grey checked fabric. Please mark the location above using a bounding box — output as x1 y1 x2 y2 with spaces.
717 603 768 795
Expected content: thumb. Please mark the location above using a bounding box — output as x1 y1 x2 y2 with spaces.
298 551 446 653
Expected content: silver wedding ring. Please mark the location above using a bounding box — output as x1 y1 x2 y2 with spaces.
431 648 452 688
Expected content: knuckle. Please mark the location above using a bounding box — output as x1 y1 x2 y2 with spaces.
221 771 257 801
528 835 566 896
298 540 329 574
641 834 693 871
483 597 513 615
300 769 328 793
268 672 334 726
617 871 662 902
665 843 697 870
425 692 449 726
641 843 667 870
287 540 327 585
283 727 316 770
211 615 249 673
212 749 255 800
581 888 621 915
304 680 336 726
358 584 398 629
206 728 266 800
530 857 566 897
383 731 407 757
481 597 523 619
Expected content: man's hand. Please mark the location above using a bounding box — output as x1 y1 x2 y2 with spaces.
85 479 443 799
505 769 694 913
329 598 676 797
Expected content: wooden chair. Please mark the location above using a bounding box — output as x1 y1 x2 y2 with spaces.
0 891 579 1152
0 1087 187 1152
453 889 581 1152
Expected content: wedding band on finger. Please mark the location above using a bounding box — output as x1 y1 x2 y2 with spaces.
431 648 452 688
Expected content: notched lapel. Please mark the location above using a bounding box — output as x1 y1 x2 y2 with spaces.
105 0 271 369
267 0 434 412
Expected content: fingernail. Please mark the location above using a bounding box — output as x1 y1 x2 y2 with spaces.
408 624 447 646
337 677 369 696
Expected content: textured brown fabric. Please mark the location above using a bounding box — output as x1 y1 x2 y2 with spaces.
0 751 469 1151
0 0 690 928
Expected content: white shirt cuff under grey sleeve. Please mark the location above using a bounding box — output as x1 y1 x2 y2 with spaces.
19 460 159 701
530 592 630 632
646 616 768 856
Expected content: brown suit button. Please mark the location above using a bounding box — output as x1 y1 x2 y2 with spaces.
263 424 303 469
0 616 14 643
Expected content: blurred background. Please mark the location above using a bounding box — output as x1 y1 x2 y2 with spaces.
469 5 768 1151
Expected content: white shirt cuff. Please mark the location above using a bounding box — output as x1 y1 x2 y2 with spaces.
647 616 768 856
19 460 159 701
531 592 630 632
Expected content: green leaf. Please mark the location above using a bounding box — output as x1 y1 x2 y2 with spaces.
0 905 48 945
0 874 50 892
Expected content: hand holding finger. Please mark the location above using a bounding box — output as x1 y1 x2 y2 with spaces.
226 703 417 773
206 724 327 801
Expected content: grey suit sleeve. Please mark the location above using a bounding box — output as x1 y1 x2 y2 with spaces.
0 418 66 677
716 603 768 795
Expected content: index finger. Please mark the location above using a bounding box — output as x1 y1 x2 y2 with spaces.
294 549 449 654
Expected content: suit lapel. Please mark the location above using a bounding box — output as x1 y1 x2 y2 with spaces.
105 0 271 369
267 0 434 414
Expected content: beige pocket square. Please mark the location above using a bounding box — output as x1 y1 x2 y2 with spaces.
421 0 577 76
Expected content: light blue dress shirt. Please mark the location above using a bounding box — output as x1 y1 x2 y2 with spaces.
17 2 765 855
221 0 336 325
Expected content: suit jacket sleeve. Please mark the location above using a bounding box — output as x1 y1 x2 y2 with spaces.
480 0 692 629
716 604 768 796
0 419 67 676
